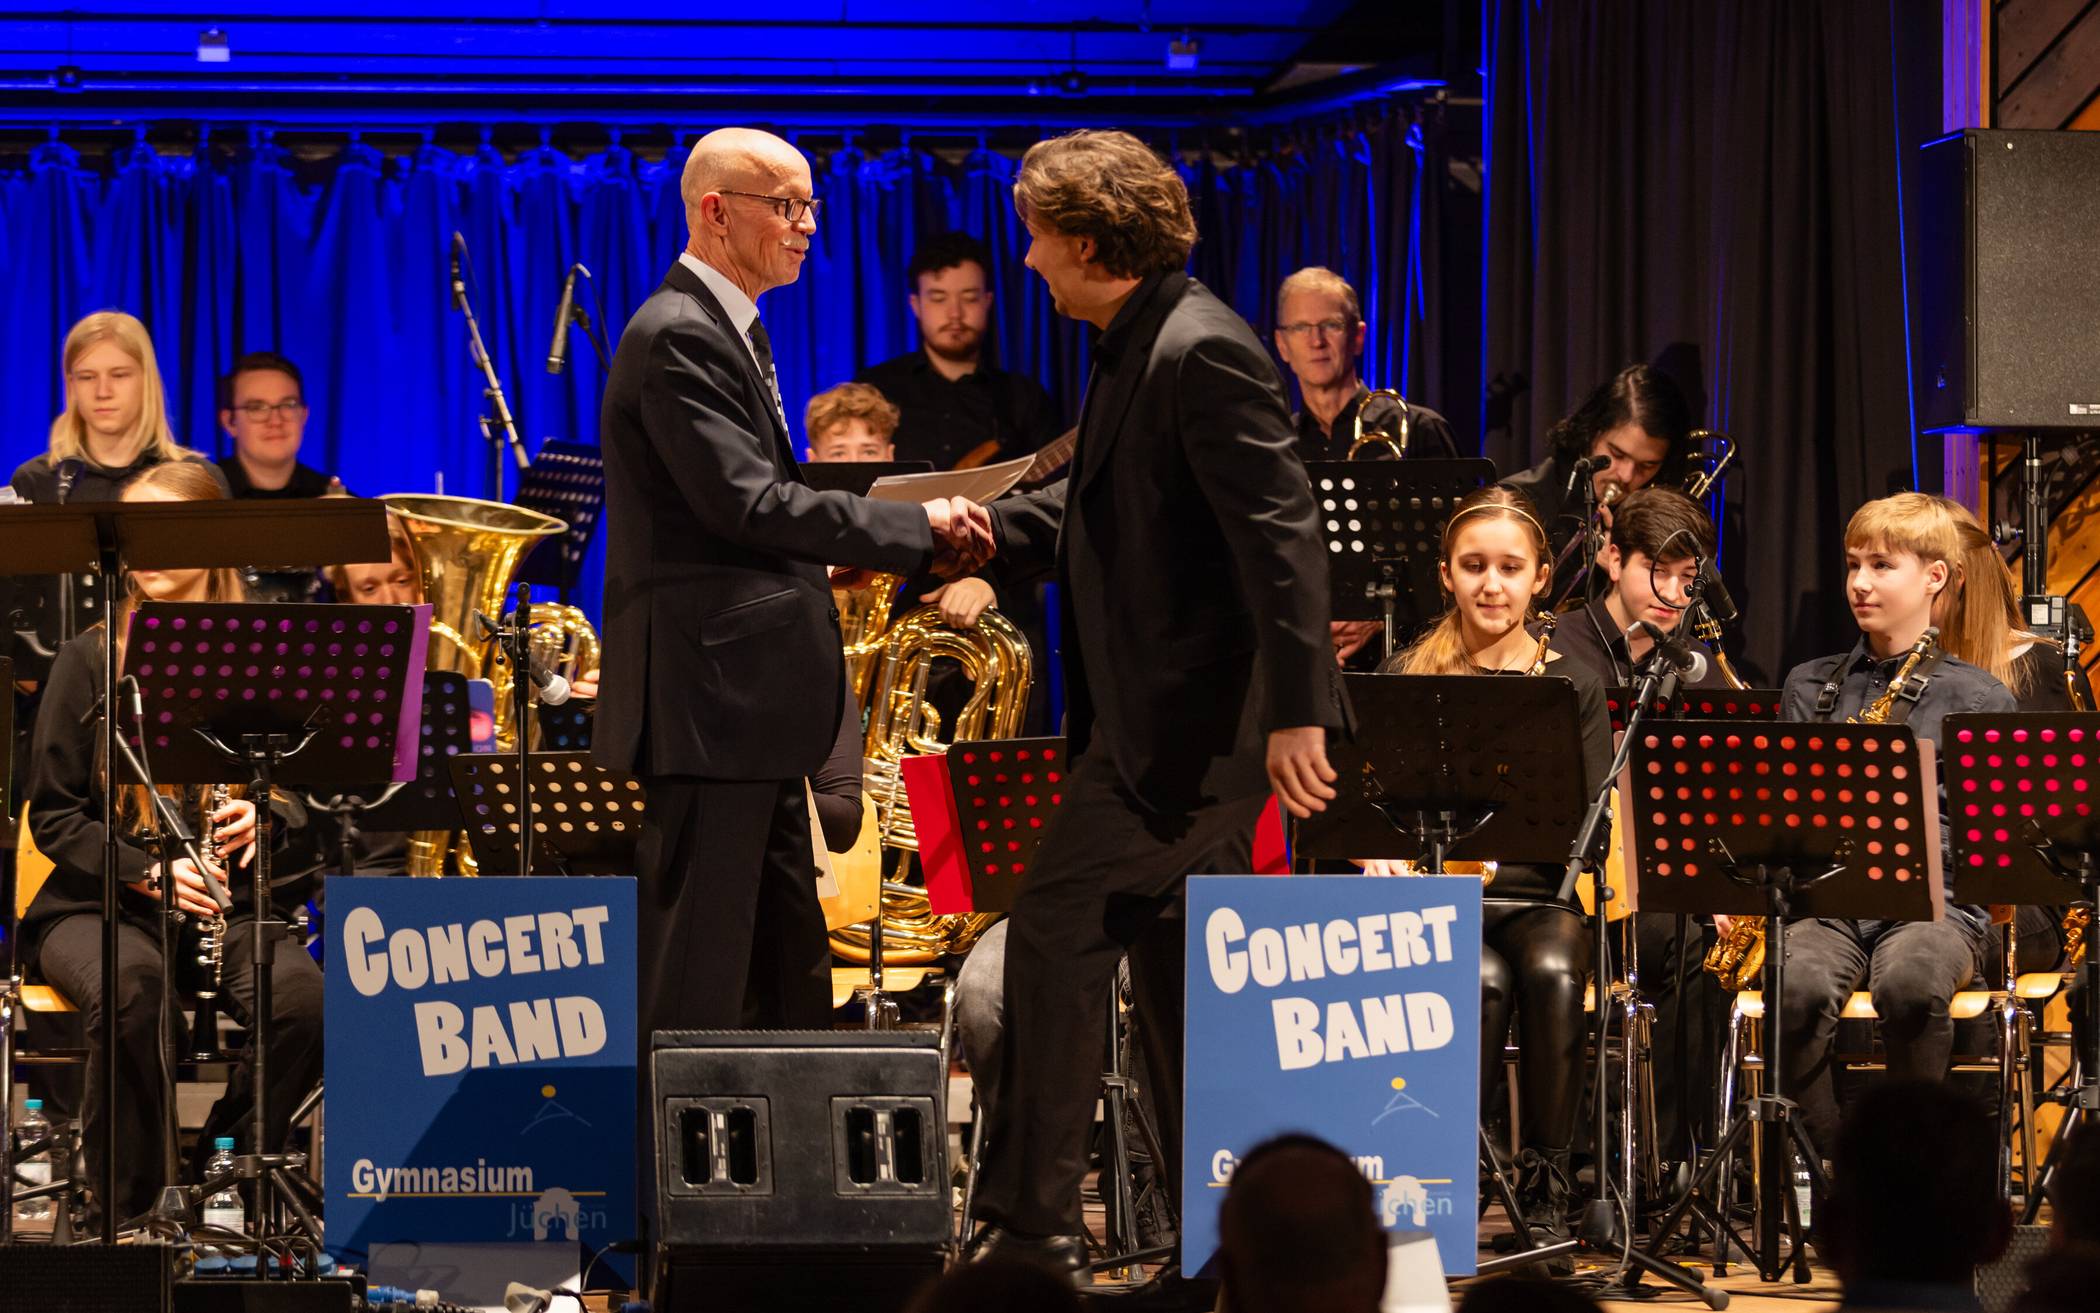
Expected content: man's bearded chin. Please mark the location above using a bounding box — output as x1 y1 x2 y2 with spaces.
925 327 983 364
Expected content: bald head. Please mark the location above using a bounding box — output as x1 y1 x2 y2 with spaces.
680 127 817 303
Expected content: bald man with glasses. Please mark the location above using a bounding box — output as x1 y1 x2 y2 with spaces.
1271 266 1457 463
595 128 994 1242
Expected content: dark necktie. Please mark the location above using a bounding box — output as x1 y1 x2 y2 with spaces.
744 317 789 436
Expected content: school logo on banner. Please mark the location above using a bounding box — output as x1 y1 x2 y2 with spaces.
325 877 636 1260
1183 875 1482 1275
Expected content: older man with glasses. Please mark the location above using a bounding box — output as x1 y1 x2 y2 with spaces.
1270 266 1457 463
215 350 341 500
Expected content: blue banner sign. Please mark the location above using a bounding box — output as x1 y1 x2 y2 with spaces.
1183 875 1482 1275
325 877 636 1262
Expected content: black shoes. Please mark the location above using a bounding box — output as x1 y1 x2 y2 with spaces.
1514 1147 1577 1275
970 1224 1091 1283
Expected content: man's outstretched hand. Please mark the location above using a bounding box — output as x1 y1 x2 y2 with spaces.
925 496 995 578
1268 725 1338 819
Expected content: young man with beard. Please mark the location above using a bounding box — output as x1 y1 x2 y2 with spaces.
857 231 1063 470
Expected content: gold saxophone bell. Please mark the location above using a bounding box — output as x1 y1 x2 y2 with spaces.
1851 626 1940 724
382 494 575 876
1703 917 1766 991
2063 905 2091 968
829 600 1032 966
1345 389 1410 460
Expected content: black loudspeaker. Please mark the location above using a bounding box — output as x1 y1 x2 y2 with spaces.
0 1243 170 1313
1918 129 2100 431
1975 1221 2051 1313
651 1030 950 1312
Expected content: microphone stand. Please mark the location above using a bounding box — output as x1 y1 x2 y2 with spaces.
451 233 531 500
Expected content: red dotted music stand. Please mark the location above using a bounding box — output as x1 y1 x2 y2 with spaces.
912 737 1066 917
1626 718 1940 1286
1604 686 1784 737
1621 721 1943 922
1941 712 2100 907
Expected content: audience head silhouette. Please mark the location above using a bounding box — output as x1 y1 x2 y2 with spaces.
1825 1080 2010 1291
905 1258 1081 1313
1218 1134 1387 1313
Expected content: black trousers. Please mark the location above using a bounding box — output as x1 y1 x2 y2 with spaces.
630 776 829 1228
1776 916 1982 1158
34 910 325 1224
1479 901 1591 1155
969 745 1265 1238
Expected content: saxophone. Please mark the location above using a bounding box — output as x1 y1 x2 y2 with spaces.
1703 917 1765 990
1851 627 1939 724
2064 905 2091 968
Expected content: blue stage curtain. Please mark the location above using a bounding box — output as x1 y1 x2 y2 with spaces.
0 106 1449 623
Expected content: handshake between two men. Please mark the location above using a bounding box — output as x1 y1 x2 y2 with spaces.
828 495 996 591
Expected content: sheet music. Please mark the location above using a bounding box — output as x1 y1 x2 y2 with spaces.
806 779 840 899
864 453 1034 505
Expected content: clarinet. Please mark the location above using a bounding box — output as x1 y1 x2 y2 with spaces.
196 783 232 1002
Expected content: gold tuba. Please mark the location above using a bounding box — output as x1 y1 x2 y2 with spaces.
383 494 568 875
829 601 1033 965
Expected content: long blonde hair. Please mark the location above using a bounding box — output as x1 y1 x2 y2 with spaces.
1913 495 2043 698
49 311 189 468
1382 486 1553 675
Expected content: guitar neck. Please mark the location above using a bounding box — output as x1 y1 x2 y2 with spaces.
1024 427 1078 482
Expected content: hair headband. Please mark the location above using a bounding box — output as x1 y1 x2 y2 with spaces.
1444 502 1548 544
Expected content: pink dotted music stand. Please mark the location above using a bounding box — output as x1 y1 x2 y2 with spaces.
912 737 1066 917
1941 712 2100 907
123 602 431 788
1604 686 1784 737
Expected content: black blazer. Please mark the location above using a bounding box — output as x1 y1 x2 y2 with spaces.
594 260 934 780
992 274 1347 811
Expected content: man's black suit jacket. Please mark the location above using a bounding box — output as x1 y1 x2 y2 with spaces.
991 273 1347 812
594 259 934 781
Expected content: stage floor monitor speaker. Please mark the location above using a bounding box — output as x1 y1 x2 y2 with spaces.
0 1243 170 1313
1918 128 2100 431
651 1029 950 1313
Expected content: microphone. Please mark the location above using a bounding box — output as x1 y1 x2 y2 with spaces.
473 608 572 706
546 263 582 374
55 458 83 504
1694 562 1738 625
1627 620 1705 678
1564 454 1602 499
121 674 145 728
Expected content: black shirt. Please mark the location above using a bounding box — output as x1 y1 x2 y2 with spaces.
1551 598 1729 691
856 349 1062 470
2010 642 2094 712
1292 386 1460 463
216 454 337 500
1485 651 1615 901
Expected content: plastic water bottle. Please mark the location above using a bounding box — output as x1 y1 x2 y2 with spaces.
12 1098 54 1229
202 1137 245 1236
1792 1159 1814 1229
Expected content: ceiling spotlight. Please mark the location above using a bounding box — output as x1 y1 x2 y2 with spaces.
53 64 83 92
1167 36 1200 72
1054 69 1088 96
198 27 230 63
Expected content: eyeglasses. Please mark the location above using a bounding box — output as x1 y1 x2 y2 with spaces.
716 190 822 223
1277 319 1351 341
233 400 307 421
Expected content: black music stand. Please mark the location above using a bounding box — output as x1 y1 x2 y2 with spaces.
1293 673 1586 867
1625 721 1942 1286
306 672 475 875
0 497 389 1244
514 440 605 602
449 751 645 876
1604 686 1784 736
1942 712 2100 1219
1303 459 1493 657
536 699 595 752
801 461 935 495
